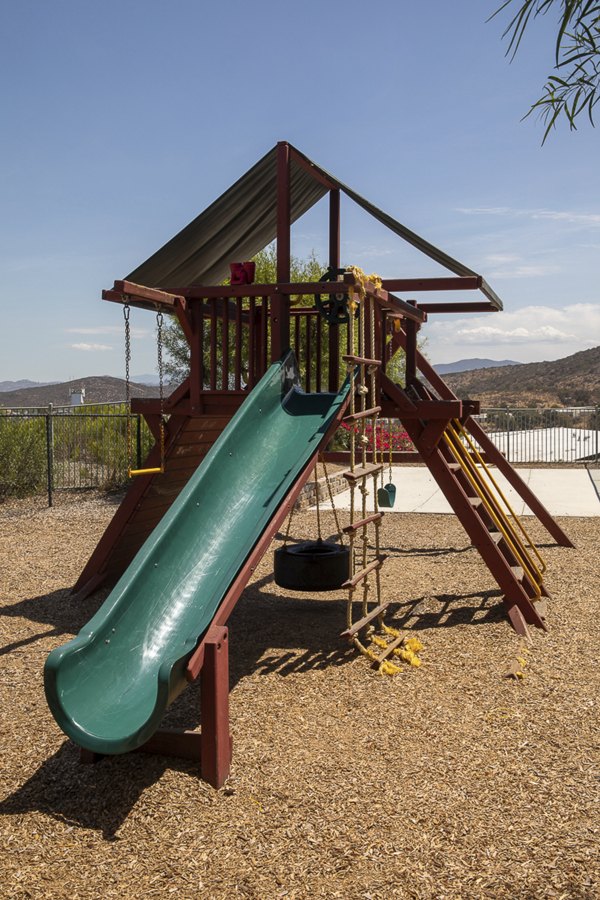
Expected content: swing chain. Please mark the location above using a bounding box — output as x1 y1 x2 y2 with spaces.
156 308 165 464
123 301 132 469
320 453 344 546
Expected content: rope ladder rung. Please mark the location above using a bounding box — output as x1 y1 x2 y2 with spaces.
344 406 382 424
374 633 405 663
341 601 390 639
343 463 383 482
342 512 384 534
342 556 387 589
342 354 382 367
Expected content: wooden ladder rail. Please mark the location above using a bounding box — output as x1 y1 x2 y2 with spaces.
379 375 546 636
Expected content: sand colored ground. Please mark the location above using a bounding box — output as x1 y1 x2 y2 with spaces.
0 494 598 899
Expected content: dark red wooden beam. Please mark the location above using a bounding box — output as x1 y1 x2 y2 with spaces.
381 277 482 293
103 280 184 311
328 188 341 391
277 142 291 285
417 302 499 314
289 145 340 191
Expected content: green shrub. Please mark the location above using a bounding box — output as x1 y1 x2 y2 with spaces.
0 417 47 500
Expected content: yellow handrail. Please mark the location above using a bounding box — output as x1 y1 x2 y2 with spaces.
442 427 542 595
452 420 546 575
128 466 164 477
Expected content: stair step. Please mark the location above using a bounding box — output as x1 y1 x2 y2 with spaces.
489 530 503 544
342 556 387 589
448 462 461 472
340 601 390 639
468 496 483 509
343 463 383 482
511 565 525 582
344 406 382 423
532 597 548 620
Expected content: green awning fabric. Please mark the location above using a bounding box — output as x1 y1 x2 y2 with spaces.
126 143 502 310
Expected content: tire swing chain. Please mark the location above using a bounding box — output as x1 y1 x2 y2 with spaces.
123 301 133 476
123 301 166 478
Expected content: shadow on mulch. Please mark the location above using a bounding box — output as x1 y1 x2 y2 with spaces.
385 589 505 630
0 571 504 836
0 741 194 841
0 588 105 657
381 544 472 557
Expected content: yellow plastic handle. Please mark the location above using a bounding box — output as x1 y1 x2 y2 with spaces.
128 467 164 477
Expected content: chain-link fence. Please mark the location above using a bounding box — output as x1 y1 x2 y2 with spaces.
0 403 154 506
0 404 598 509
473 406 600 465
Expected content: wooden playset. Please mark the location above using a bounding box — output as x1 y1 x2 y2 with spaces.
45 142 572 787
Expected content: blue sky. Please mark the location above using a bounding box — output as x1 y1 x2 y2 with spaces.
1 0 598 382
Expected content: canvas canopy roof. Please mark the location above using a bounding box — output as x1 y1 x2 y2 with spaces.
126 143 502 309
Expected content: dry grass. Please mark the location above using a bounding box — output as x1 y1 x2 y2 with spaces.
0 495 598 899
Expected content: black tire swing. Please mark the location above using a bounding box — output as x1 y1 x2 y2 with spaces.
274 457 349 592
274 540 350 592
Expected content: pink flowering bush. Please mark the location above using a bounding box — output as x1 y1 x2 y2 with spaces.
338 420 414 452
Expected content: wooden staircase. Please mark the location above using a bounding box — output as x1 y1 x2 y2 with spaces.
380 364 573 637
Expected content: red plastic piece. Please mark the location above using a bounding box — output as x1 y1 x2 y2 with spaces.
229 261 256 285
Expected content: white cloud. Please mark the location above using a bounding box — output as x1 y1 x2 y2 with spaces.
487 264 561 279
457 206 600 227
455 323 575 345
479 251 560 280
71 342 112 352
533 210 600 226
484 254 519 265
66 326 122 335
66 325 150 337
428 302 600 363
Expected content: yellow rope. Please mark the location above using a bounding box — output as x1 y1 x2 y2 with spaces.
453 420 546 575
443 426 543 594
342 277 421 676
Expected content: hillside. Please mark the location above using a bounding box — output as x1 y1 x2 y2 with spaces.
433 358 521 375
443 345 600 407
0 376 161 408
0 379 59 392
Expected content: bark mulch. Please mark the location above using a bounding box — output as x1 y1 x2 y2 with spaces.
0 496 598 899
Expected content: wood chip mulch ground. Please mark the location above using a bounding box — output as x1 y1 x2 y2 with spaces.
0 493 598 899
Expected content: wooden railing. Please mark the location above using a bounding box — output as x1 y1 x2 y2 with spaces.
195 297 271 392
103 276 427 399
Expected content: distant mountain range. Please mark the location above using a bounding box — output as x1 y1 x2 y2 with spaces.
443 345 600 406
0 376 161 408
0 379 59 392
2 347 598 409
433 358 522 375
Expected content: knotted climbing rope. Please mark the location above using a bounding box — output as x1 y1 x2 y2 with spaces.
341 267 424 675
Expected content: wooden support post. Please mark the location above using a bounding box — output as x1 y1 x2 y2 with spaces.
328 188 341 392
272 142 291 362
405 305 417 388
200 626 232 788
271 289 290 363
134 626 231 788
276 142 291 284
190 302 204 413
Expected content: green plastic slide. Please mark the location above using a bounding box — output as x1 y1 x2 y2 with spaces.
44 353 349 755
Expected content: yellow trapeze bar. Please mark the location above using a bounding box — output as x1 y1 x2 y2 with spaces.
128 466 164 477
